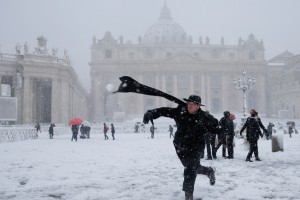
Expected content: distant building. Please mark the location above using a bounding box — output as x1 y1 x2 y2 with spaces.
0 36 88 124
90 4 267 121
266 51 300 118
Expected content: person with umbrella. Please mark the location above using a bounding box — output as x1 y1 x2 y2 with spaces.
71 124 79 142
69 118 83 142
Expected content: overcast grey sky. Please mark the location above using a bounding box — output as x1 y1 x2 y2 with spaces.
1 0 300 90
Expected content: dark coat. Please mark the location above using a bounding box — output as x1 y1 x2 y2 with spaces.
49 124 55 134
148 104 218 149
71 125 79 134
111 125 115 134
219 116 234 137
240 117 265 142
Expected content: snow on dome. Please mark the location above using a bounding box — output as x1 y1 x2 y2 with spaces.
143 4 188 45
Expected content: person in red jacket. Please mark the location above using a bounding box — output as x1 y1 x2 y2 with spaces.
103 123 109 140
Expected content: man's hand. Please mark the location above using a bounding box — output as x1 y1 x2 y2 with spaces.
143 112 154 124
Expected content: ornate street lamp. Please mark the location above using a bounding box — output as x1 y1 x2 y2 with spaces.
233 69 256 118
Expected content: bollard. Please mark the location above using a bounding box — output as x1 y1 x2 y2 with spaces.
272 135 284 152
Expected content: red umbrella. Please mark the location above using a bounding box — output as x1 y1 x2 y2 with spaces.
69 118 83 125
230 114 236 120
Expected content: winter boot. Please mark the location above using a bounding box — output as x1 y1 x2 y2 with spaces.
185 192 193 200
207 167 216 185
246 158 253 162
255 157 261 161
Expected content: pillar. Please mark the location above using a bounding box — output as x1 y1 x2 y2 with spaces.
0 75 2 96
22 76 33 124
51 79 61 123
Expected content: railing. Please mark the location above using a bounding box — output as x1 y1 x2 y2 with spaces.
53 126 71 136
0 125 72 143
0 127 38 143
0 53 17 61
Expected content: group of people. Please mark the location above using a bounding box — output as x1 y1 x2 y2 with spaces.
103 123 115 140
143 94 271 200
71 124 91 142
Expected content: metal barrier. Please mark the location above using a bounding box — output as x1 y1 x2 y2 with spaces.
53 126 71 136
0 127 38 143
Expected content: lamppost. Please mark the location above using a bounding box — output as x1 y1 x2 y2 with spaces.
233 69 256 119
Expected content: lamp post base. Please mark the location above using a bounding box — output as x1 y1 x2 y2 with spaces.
241 117 247 125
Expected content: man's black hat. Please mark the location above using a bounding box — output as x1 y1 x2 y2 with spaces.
183 95 205 106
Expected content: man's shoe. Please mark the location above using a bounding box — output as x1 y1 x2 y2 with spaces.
255 157 261 161
246 158 253 162
185 192 193 200
225 156 234 159
207 167 215 185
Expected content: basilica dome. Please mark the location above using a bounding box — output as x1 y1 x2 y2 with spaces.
143 4 188 45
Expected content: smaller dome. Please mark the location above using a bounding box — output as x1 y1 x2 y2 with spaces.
143 5 188 45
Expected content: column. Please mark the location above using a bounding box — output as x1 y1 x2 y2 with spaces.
161 74 166 106
51 79 61 123
206 74 211 110
222 72 228 112
0 75 2 96
60 80 69 124
200 73 206 105
190 74 194 94
22 76 33 124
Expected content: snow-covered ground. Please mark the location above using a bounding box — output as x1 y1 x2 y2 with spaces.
0 118 300 200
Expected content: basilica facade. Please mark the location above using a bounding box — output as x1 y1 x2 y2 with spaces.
2 5 298 124
90 4 267 121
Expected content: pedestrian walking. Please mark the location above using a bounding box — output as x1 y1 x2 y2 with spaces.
103 123 109 140
222 111 235 159
168 125 174 138
111 123 115 140
71 124 79 142
240 109 267 162
214 112 231 158
288 123 293 138
35 123 41 133
150 124 155 138
48 123 55 139
80 124 86 139
205 129 217 160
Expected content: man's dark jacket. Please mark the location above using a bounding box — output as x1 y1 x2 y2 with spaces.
148 104 218 149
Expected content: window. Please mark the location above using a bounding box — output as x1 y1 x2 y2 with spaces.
145 98 155 110
105 49 112 58
128 52 134 59
166 52 172 57
249 51 255 60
